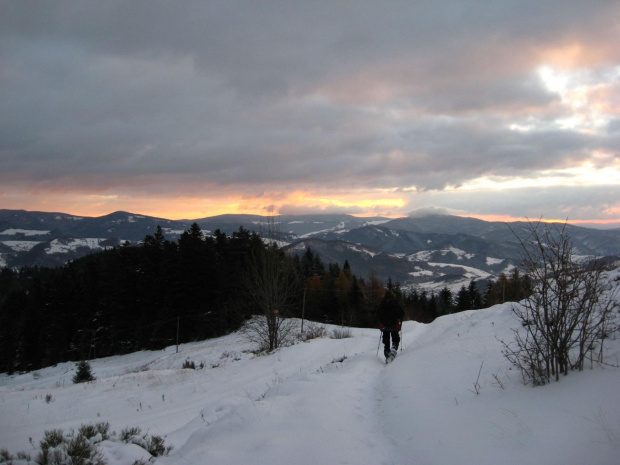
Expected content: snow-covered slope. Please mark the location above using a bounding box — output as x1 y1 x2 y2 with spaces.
1 271 619 465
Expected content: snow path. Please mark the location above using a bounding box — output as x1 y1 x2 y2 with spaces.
0 327 406 465
159 332 399 465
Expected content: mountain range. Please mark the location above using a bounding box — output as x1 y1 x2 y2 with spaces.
1 209 619 292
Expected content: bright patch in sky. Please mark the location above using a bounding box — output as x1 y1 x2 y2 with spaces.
536 65 618 132
461 161 620 191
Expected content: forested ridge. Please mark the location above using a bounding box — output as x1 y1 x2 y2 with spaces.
0 223 528 374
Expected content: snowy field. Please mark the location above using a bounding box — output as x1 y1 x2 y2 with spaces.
1 270 619 465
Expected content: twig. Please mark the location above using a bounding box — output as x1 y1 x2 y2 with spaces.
468 361 484 395
491 372 505 389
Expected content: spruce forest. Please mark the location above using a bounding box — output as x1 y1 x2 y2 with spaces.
0 224 529 374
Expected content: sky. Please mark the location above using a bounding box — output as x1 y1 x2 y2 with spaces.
1 1 619 227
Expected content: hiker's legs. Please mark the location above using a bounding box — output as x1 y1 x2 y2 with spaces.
382 331 392 357
392 331 400 350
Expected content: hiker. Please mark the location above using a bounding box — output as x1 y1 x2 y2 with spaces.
378 290 404 361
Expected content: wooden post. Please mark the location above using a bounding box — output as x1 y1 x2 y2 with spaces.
301 287 306 333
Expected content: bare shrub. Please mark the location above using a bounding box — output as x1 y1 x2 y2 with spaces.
3 423 172 465
240 244 300 352
0 449 15 463
330 327 353 339
119 426 173 457
37 428 105 465
301 323 327 341
182 359 196 370
119 426 142 442
78 422 110 441
501 221 619 386
241 316 299 352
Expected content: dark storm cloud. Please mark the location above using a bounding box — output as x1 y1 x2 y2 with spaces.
1 1 618 219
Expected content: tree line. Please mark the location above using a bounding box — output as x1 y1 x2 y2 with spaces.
0 223 532 373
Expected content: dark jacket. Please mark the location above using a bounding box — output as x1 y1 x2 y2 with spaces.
378 292 404 330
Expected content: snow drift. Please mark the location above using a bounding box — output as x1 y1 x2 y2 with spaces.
1 270 619 465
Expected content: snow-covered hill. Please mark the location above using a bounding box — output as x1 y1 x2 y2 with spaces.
2 269 619 465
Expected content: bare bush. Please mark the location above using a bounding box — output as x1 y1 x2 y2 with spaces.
501 221 618 385
37 427 105 465
240 315 299 352
3 423 172 465
1 449 31 464
78 422 110 441
182 359 196 370
330 327 353 339
241 244 300 351
301 323 327 341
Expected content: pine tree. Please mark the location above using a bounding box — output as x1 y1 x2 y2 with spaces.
73 360 95 384
437 286 454 315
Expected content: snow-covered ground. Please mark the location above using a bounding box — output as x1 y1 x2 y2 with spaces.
0 241 42 252
45 238 113 254
1 270 619 464
0 229 50 236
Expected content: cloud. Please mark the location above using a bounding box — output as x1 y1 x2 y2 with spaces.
407 207 453 218
408 184 620 224
0 1 618 225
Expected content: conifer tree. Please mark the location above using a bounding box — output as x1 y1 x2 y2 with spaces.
73 360 95 384
437 286 455 315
